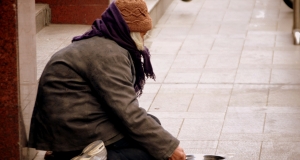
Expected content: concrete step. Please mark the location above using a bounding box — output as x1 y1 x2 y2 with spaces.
35 3 51 33
146 0 173 26
34 1 172 33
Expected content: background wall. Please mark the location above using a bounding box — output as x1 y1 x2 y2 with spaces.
35 0 110 24
0 0 37 159
0 1 21 158
18 0 38 159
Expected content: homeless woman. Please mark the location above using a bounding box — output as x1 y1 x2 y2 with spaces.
28 0 186 160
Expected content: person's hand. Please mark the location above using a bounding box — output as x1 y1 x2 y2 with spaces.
168 146 186 160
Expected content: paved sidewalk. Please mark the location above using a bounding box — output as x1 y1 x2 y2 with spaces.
34 0 300 159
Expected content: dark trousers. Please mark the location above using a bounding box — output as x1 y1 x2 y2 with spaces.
46 114 160 160
106 114 159 160
47 138 155 160
106 137 155 160
44 150 82 160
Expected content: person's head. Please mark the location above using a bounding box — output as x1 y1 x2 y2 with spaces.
114 0 152 51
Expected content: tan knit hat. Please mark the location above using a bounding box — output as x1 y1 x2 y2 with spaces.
115 0 152 32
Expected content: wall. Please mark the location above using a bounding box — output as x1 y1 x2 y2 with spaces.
18 0 38 159
0 0 37 159
35 0 110 24
0 1 21 158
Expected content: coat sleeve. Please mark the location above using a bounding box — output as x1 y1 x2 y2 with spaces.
84 51 180 160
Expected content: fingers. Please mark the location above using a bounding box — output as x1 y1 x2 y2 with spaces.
168 146 186 160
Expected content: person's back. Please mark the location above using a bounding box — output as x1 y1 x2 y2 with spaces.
29 37 130 151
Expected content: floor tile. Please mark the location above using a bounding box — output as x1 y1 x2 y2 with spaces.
268 87 300 106
205 55 240 69
171 54 208 69
220 132 300 142
189 23 221 35
150 54 175 72
159 84 197 93
148 112 225 119
244 34 276 48
181 35 216 51
219 22 248 35
223 10 252 23
138 93 156 111
275 34 300 48
178 119 224 140
261 142 300 160
271 69 300 84
149 93 193 112
229 84 268 107
240 50 273 65
199 68 236 83
142 84 162 93
164 69 202 83
227 106 300 114
211 38 244 51
202 0 230 10
216 141 262 160
159 118 184 137
251 8 280 20
235 68 271 84
149 40 183 54
228 0 255 10
273 51 300 66
195 9 226 23
189 88 231 112
264 113 300 134
222 113 265 133
181 141 218 155
255 0 281 8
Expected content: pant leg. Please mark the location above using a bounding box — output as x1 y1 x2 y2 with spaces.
106 137 155 160
106 114 160 160
45 150 82 160
45 114 160 160
107 148 155 160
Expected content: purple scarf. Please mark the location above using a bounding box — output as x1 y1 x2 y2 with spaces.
72 2 155 96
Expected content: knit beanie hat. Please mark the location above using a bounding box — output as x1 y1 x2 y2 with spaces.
114 0 152 32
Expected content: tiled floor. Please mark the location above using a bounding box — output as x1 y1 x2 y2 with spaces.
33 0 300 159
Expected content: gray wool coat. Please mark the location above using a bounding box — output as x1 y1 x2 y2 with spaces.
28 36 179 160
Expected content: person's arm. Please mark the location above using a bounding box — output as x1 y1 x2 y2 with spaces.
86 50 179 160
